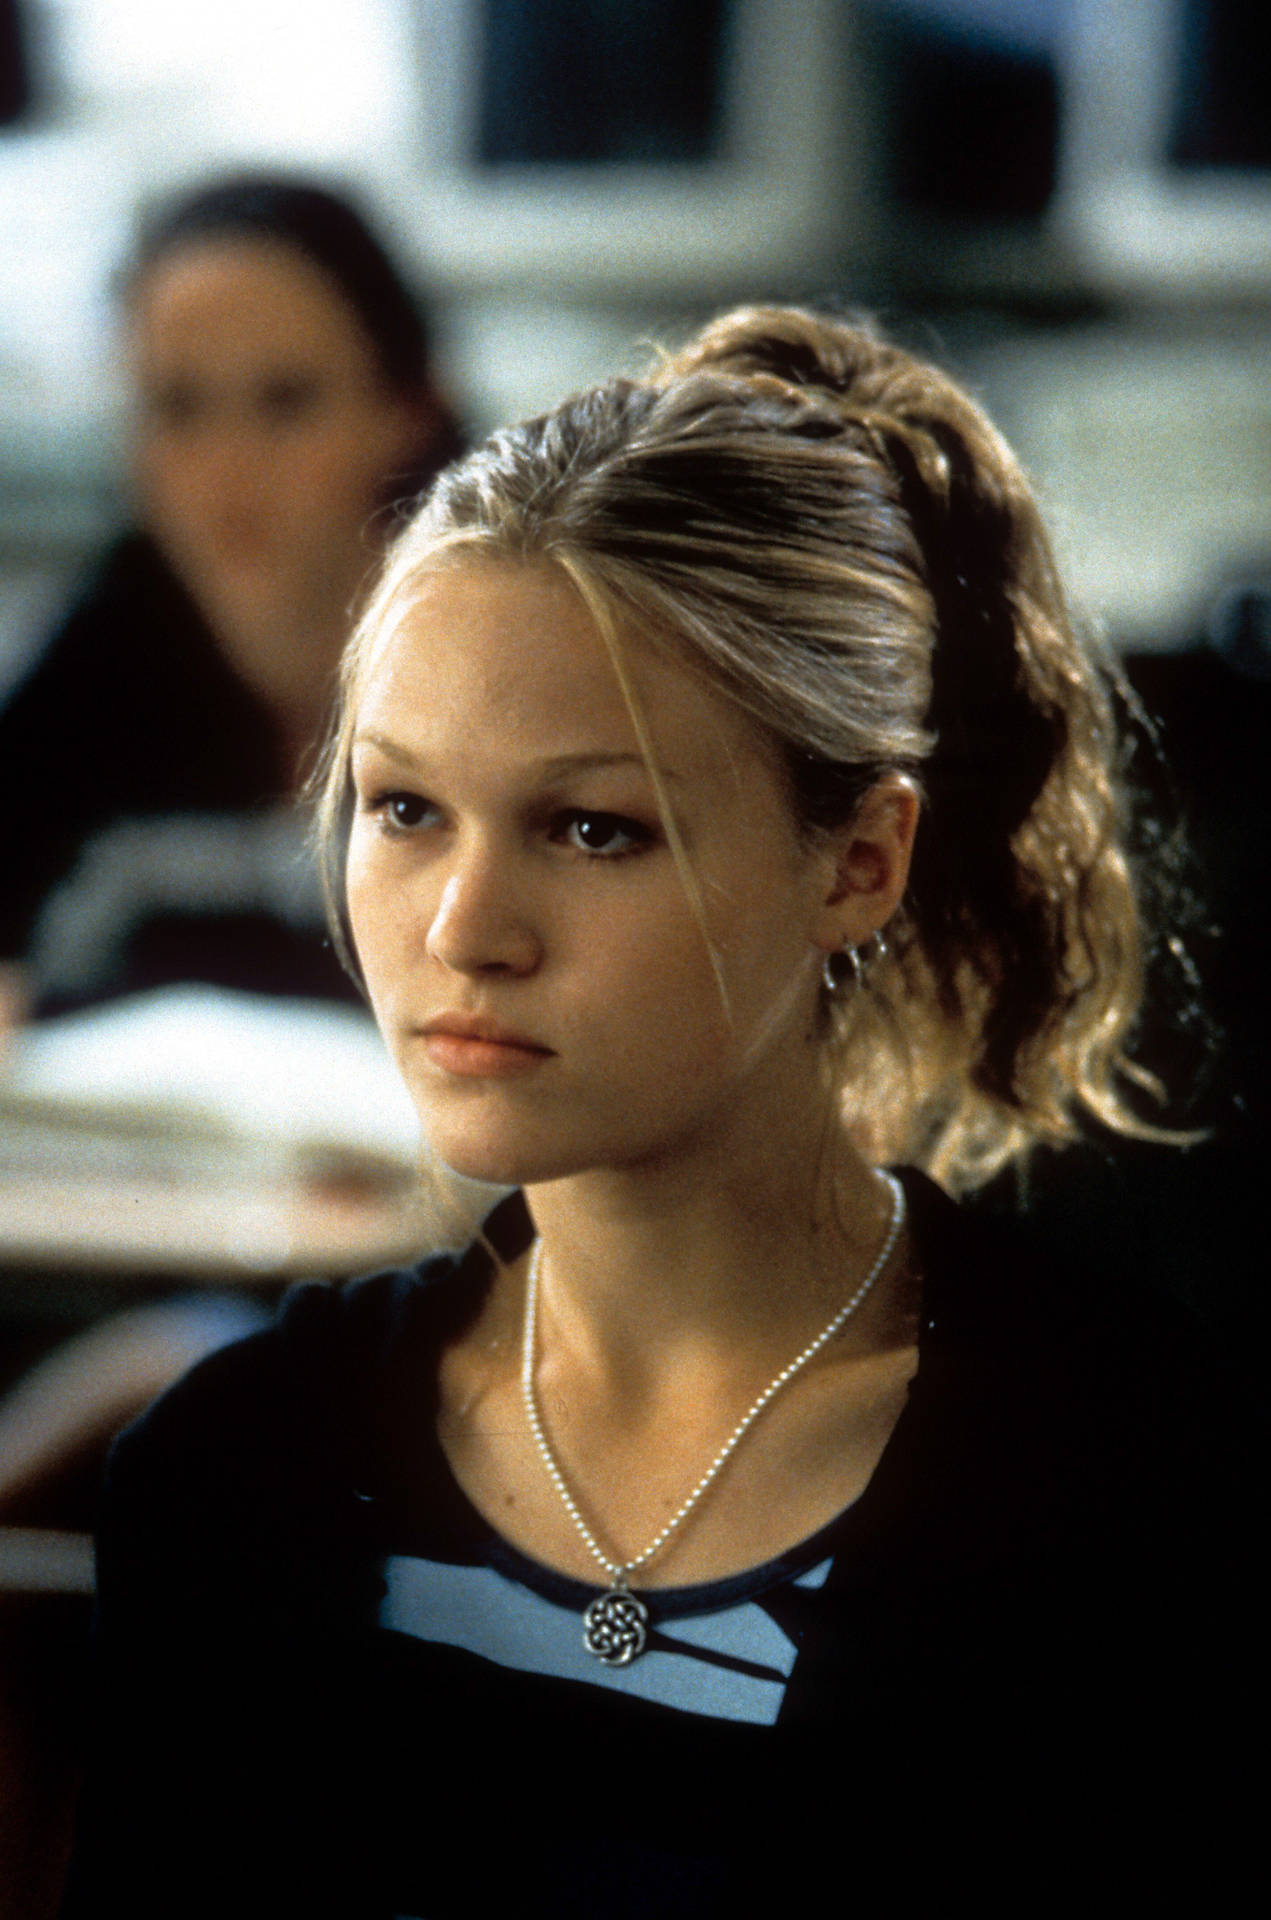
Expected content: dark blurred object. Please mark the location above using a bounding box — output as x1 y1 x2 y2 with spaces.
865 0 1061 221
0 1591 89 1920
0 0 32 126
1205 575 1271 681
1168 0 1271 171
477 0 727 164
0 1297 273 1920
977 600 1271 1369
1126 586 1271 1142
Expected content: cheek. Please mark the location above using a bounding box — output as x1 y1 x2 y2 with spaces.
134 440 208 520
698 888 824 1064
574 908 730 1065
344 841 410 999
281 420 398 521
719 896 816 1000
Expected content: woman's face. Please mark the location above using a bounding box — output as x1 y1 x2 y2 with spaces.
345 560 865 1190
129 237 423 650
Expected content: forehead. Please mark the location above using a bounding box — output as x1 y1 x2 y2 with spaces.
355 560 777 784
129 237 376 377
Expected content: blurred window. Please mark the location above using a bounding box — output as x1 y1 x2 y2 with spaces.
476 0 728 165
0 0 33 127
863 0 1065 222
1168 0 1271 171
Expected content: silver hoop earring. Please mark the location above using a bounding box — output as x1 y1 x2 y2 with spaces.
822 942 863 994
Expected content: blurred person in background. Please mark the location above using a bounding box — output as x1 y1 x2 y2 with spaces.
0 179 460 1915
0 171 462 1021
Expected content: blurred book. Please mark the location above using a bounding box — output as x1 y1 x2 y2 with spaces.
0 986 494 1276
1 984 421 1184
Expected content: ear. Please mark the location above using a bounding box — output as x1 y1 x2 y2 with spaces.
813 774 919 953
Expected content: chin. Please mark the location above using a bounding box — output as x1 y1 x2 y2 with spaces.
422 1122 540 1190
421 1120 593 1193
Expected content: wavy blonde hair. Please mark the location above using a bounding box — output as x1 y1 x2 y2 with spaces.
318 304 1185 1194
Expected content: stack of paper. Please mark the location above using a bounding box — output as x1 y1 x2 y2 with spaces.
0 984 423 1186
0 987 504 1275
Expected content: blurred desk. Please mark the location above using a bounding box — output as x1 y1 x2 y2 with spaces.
0 993 453 1920
0 1165 436 1288
0 984 438 1302
0 1527 93 1594
0 1170 436 1604
0 1172 440 1603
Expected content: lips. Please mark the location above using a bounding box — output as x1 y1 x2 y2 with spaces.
417 1012 554 1078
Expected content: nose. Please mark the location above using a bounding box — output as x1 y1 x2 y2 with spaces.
424 834 542 979
194 422 273 508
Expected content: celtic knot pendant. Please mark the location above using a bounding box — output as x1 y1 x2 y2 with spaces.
583 1583 649 1665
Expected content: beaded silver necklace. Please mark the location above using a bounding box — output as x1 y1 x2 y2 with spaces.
520 1170 906 1665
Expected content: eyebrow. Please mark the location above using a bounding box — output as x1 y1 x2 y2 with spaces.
352 731 683 783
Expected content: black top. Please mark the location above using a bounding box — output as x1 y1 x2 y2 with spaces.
63 1170 1259 1917
0 532 350 1007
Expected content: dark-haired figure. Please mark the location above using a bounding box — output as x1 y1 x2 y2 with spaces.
0 174 462 1013
0 182 460 1917
64 308 1254 1916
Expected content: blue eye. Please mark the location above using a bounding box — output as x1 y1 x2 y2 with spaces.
556 811 651 858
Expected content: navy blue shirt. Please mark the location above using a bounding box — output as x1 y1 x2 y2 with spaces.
64 1171 1257 1917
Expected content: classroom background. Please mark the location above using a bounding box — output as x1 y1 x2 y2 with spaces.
0 5 1267 1917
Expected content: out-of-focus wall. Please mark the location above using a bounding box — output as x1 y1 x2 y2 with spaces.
1 0 1268 679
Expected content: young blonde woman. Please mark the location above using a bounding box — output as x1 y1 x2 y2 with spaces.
64 307 1251 1917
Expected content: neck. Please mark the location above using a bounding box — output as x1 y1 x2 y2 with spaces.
185 544 382 791
522 1097 898 1390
